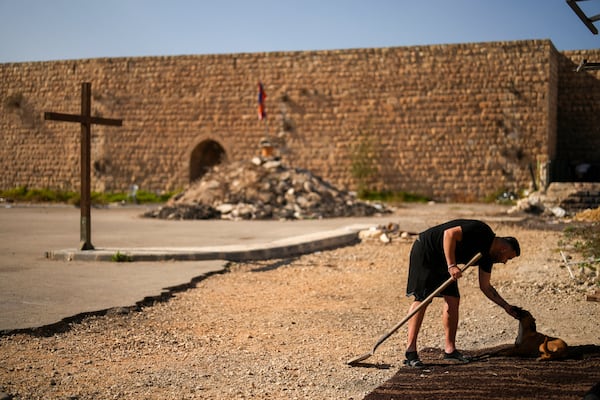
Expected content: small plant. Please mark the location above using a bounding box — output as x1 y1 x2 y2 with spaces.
484 188 522 205
562 223 600 260
560 222 600 286
350 132 377 196
112 251 132 262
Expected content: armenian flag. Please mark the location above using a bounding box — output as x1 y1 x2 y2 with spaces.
257 82 266 120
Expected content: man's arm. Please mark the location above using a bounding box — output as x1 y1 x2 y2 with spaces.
479 270 519 318
444 226 463 279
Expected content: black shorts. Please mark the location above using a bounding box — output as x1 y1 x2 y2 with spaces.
406 238 460 301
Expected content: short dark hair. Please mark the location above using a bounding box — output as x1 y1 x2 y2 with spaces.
502 236 520 257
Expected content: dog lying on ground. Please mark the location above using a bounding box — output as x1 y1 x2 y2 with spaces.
496 307 569 361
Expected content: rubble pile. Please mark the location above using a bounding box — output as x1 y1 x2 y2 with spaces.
508 182 600 218
144 158 390 220
508 192 569 218
358 222 418 244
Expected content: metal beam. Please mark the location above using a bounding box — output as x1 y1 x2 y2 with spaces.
567 0 599 34
44 112 122 127
576 59 600 71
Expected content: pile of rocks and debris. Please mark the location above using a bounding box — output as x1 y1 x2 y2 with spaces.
508 182 600 218
144 158 391 220
508 191 569 218
357 222 418 244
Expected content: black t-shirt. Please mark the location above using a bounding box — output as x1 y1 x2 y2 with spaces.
418 219 496 273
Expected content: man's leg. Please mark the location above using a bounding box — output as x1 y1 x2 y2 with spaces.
406 300 429 352
442 295 460 354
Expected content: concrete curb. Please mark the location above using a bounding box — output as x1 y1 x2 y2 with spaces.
45 224 373 262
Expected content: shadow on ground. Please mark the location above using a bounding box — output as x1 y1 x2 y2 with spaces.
364 345 600 400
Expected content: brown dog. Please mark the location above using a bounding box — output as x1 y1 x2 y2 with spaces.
497 307 569 361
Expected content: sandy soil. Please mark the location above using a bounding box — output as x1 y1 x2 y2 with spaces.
0 210 599 399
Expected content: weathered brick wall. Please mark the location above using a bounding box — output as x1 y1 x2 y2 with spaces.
1 40 598 201
554 49 600 181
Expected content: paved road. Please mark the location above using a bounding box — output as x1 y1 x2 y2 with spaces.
0 202 511 332
0 205 388 332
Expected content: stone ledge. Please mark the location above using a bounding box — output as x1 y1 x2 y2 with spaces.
45 225 372 262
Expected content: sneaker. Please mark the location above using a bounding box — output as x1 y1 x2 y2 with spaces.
403 351 424 367
403 358 424 367
443 350 471 363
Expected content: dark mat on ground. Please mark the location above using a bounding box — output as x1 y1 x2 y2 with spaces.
363 345 600 400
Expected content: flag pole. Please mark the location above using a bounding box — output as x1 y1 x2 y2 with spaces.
257 81 274 158
258 81 269 139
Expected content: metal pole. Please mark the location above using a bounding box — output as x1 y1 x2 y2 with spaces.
80 82 94 250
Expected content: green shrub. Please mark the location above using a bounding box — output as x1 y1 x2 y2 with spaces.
350 132 377 196
0 187 177 205
1 186 79 203
562 223 600 261
112 251 132 262
358 189 429 203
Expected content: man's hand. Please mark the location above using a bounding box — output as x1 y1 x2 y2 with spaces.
448 265 462 280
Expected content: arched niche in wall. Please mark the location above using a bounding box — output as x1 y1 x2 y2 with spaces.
189 139 226 183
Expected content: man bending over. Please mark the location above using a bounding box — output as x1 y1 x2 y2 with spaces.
404 219 520 367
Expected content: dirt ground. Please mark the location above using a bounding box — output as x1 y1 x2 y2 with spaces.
1 205 599 399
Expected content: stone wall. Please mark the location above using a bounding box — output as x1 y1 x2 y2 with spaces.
1 40 599 201
555 49 600 182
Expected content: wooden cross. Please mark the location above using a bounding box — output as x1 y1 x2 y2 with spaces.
44 82 122 250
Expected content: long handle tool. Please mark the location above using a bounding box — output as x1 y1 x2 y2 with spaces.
347 252 482 365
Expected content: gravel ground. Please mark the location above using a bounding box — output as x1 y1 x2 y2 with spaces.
1 219 599 399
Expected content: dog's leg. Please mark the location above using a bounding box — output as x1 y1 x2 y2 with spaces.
494 346 518 357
